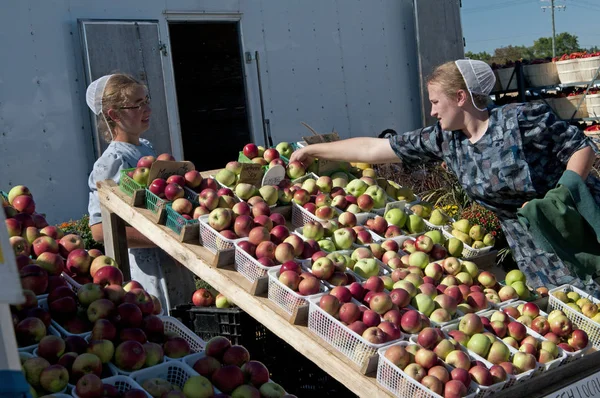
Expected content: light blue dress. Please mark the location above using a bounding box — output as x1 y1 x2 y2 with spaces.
87 138 171 312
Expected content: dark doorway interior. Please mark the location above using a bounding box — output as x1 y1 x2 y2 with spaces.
169 22 252 171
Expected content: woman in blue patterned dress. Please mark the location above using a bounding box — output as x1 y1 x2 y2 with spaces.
86 74 196 312
290 60 600 294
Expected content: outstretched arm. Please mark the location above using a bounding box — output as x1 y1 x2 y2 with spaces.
567 146 596 180
289 137 400 167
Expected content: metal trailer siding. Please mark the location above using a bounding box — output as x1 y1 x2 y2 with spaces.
0 0 421 224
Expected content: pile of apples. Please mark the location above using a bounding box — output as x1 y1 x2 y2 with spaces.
275 260 325 296
384 330 508 397
301 250 358 287
315 290 405 345
188 336 293 397
502 302 590 353
236 222 319 268
191 288 232 309
449 219 495 250
74 373 148 398
203 196 285 242
447 313 541 375
551 288 600 323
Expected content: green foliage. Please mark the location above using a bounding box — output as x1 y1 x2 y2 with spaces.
532 32 581 58
472 32 596 65
465 51 492 61
57 214 104 252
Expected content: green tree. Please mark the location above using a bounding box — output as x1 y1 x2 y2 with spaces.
490 45 534 65
465 51 492 61
532 32 581 58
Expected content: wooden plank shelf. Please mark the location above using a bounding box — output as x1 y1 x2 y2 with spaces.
97 180 394 398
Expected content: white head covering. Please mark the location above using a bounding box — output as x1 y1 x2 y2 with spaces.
455 59 496 111
86 74 116 139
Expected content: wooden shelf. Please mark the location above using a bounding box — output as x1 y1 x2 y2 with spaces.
97 180 394 398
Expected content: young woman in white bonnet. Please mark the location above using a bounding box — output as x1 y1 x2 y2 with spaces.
86 73 196 312
291 59 600 295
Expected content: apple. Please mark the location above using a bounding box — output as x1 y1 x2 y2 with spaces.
459 313 483 336
75 373 104 398
469 365 493 386
568 329 589 350
89 255 118 277
192 288 214 307
384 345 411 368
93 265 124 286
123 288 155 315
445 349 471 370
403 363 426 382
512 351 537 373
400 310 423 334
550 314 573 337
319 294 341 317
428 365 450 384
213 365 245 394
362 326 389 344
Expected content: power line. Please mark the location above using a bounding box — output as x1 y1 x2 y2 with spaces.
462 0 538 14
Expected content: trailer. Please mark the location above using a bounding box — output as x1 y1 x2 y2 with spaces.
0 0 463 224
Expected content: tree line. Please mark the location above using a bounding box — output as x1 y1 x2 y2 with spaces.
466 32 600 65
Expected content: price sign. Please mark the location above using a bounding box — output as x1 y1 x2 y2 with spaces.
262 165 286 187
385 201 407 214
302 132 340 145
0 206 24 304
238 163 264 186
148 161 195 182
545 370 600 398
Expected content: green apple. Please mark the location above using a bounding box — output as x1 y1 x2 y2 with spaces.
346 179 368 197
384 208 407 228
444 237 464 257
353 258 380 278
461 261 479 278
467 333 492 357
332 228 355 250
505 269 526 287
259 185 278 206
408 251 429 269
183 375 214 398
215 294 231 308
428 209 448 226
364 185 386 209
406 215 426 234
512 281 530 300
424 230 443 245
318 240 336 252
411 293 435 317
215 169 236 187
275 142 293 158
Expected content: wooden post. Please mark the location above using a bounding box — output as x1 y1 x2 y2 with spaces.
100 203 131 281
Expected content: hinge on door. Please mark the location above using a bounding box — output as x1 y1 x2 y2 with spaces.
159 42 168 56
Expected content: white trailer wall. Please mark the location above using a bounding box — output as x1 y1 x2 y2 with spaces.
0 0 421 224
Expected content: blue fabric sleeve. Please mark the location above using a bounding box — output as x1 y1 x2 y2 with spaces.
88 151 126 226
387 124 445 167
518 102 599 164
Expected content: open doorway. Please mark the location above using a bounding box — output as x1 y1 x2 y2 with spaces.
169 22 252 171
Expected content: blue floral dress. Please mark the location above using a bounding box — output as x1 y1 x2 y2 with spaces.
389 102 600 295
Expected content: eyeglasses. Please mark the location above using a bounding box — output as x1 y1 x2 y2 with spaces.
119 96 151 110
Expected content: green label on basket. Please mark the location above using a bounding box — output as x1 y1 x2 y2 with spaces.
385 200 407 214
148 160 195 182
238 163 264 186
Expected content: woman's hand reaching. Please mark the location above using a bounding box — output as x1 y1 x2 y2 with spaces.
289 146 315 168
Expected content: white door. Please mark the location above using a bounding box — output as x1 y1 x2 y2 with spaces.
79 20 172 158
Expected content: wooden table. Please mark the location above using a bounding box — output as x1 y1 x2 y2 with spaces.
97 180 395 398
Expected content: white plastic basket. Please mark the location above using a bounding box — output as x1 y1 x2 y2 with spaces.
61 272 82 293
499 300 591 363
376 341 479 398
38 299 92 339
234 239 275 282
107 355 166 376
307 293 404 369
161 315 206 359
198 214 242 262
441 230 492 259
72 375 150 398
441 322 541 386
130 361 199 393
478 309 567 375
291 202 342 230
267 267 328 315
548 284 600 349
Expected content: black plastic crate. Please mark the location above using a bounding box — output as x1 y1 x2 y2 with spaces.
170 304 268 350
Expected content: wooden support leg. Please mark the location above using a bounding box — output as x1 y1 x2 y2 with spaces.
101 204 131 281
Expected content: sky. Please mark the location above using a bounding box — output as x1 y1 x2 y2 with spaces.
461 0 600 55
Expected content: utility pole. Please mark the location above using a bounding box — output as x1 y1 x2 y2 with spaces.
541 0 566 58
